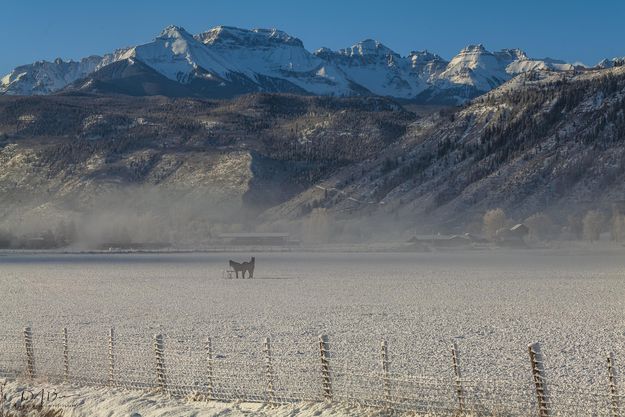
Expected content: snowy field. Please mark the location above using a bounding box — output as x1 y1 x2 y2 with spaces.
0 379 382 417
1 248 625 414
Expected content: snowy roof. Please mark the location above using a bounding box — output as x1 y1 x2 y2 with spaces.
510 224 528 231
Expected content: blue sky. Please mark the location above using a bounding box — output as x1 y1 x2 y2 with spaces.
1 0 624 75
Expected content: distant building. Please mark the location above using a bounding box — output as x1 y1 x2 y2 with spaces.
495 224 529 247
463 233 489 243
509 224 529 237
218 233 291 246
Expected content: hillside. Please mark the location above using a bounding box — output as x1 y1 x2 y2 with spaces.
0 93 415 245
264 66 625 235
1 65 625 245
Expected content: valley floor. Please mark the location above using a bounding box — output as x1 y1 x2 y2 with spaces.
1 248 625 415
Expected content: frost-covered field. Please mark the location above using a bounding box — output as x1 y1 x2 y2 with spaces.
0 379 381 417
1 248 625 414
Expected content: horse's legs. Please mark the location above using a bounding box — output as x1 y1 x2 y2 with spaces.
235 270 239 279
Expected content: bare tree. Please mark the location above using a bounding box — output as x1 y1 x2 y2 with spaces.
525 212 554 241
612 214 625 242
483 208 507 241
566 214 583 240
303 208 331 243
583 210 605 242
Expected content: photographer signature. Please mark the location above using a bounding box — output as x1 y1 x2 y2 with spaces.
1 381 81 413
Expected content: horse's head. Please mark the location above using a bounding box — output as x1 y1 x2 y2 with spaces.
251 257 255 263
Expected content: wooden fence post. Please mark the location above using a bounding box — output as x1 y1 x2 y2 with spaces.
0 380 6 417
205 337 214 401
153 334 167 392
319 335 333 401
23 327 35 379
451 341 465 414
381 339 392 409
607 352 619 417
108 328 115 387
528 342 550 417
62 327 69 382
263 337 276 406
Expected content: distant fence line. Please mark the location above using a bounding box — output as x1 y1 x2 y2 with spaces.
0 327 623 416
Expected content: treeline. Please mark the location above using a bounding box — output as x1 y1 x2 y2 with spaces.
370 70 625 209
470 73 625 177
0 220 77 249
481 208 625 242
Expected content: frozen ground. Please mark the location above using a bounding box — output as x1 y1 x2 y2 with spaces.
1 248 625 413
0 379 391 417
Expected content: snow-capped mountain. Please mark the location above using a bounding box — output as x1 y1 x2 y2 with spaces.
0 25 594 103
195 26 353 95
408 50 448 80
416 45 577 103
596 57 625 69
436 45 512 92
314 39 440 98
1 56 103 95
436 45 573 91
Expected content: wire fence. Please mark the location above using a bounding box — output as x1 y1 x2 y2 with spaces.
0 327 624 416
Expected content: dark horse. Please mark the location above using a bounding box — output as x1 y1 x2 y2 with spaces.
229 257 255 278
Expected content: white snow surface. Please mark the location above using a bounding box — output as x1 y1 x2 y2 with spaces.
1 249 625 385
315 40 436 97
2 249 625 415
435 45 575 92
1 25 589 100
195 26 352 95
0 56 102 95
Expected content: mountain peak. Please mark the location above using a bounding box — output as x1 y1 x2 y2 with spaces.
409 50 445 63
460 44 488 54
596 57 625 69
196 26 304 48
339 39 398 58
496 48 528 60
314 47 332 54
597 58 614 69
158 25 193 40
